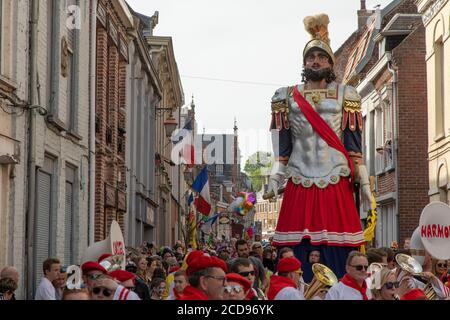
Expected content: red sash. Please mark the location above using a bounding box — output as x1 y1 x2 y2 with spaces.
292 86 354 181
341 274 369 300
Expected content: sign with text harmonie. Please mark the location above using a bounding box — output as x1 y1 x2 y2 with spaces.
419 202 450 260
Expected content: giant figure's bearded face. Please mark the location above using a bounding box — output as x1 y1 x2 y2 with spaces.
302 49 336 84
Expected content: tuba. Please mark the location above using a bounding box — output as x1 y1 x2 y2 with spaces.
99 254 125 272
395 253 437 300
81 220 126 270
304 263 338 300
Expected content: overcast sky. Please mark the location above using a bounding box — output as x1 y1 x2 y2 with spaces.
127 0 394 166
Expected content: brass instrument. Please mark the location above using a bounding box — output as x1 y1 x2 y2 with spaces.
99 254 125 272
395 253 437 300
304 263 338 300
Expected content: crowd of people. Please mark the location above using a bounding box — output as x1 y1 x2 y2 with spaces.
1 237 450 300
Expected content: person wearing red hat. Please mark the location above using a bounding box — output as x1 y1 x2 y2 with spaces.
400 288 427 300
267 257 304 300
224 273 252 300
179 254 228 300
164 250 203 300
325 251 372 300
109 270 137 292
80 262 140 300
81 261 107 290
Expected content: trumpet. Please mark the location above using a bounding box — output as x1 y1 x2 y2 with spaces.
304 263 338 300
395 253 437 300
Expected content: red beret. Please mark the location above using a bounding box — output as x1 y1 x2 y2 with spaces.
169 266 181 274
226 273 252 292
81 261 107 275
277 257 302 273
400 288 427 300
186 255 228 275
98 253 112 263
186 250 205 266
109 270 135 283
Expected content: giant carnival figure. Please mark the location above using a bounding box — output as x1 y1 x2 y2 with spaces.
267 13 371 282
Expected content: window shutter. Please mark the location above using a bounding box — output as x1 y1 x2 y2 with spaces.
65 181 73 265
35 171 51 291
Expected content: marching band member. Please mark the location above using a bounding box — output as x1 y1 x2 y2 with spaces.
370 267 398 300
325 251 372 300
267 257 305 300
81 260 140 300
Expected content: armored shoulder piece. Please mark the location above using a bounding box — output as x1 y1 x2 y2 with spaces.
271 87 291 130
341 85 363 132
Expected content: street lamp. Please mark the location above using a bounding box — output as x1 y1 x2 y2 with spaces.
164 112 177 138
156 106 178 138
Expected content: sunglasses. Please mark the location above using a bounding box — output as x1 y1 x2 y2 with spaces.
125 286 135 291
87 273 103 280
437 263 448 268
223 285 243 294
238 271 255 277
350 265 369 271
384 282 400 290
92 287 112 297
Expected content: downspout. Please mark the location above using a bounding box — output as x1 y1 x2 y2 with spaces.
26 0 39 299
387 57 399 241
89 0 98 245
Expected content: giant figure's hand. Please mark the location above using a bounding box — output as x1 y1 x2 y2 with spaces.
359 165 371 211
268 162 287 199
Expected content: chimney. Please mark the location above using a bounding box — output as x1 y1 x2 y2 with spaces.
357 0 375 30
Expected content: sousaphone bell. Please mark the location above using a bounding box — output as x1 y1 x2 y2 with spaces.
304 263 338 300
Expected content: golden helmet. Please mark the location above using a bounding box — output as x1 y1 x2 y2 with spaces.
303 13 336 65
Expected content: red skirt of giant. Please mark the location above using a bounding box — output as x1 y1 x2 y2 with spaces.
273 177 364 247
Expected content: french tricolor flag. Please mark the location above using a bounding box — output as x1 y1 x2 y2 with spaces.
192 167 211 215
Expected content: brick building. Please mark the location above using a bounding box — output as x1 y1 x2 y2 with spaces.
94 0 133 240
335 0 428 246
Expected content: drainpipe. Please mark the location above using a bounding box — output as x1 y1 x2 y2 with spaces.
89 0 97 245
387 57 399 241
26 0 39 300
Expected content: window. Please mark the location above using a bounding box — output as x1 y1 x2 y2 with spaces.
369 110 375 176
216 164 223 176
65 164 77 265
383 100 393 168
66 50 75 129
375 106 384 173
434 39 444 138
66 0 77 131
376 202 397 247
